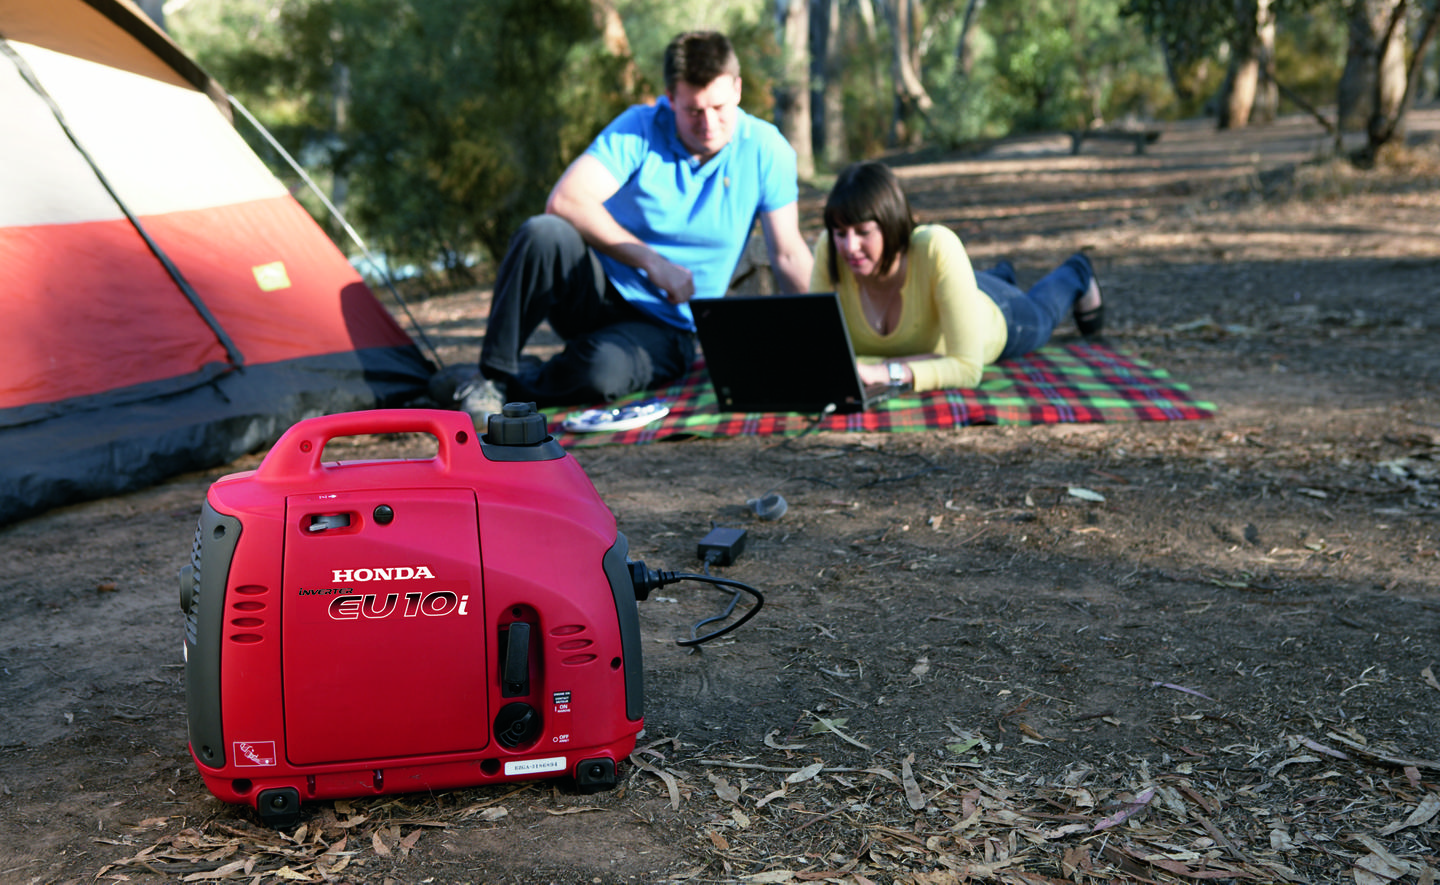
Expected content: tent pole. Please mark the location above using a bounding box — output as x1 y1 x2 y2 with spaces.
228 96 445 370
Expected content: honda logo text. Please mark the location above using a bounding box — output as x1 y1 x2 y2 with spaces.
331 566 435 582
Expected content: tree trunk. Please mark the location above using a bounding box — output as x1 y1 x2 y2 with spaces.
777 0 815 179
1253 0 1279 123
955 0 980 76
818 0 847 165
853 0 887 121
588 0 642 96
332 62 350 214
1367 0 1413 143
1365 0 1440 158
1220 0 1273 128
854 0 878 43
1339 0 1406 131
888 0 932 145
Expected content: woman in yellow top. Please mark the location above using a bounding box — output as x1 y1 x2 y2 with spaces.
811 161 1103 391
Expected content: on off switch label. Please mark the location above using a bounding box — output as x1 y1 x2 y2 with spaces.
552 691 574 745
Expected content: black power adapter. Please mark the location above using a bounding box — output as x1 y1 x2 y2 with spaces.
697 526 746 567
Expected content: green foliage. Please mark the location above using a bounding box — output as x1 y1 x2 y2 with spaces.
1120 0 1330 112
838 24 894 158
726 11 782 121
1273 6 1347 109
613 0 767 92
173 0 637 275
939 0 1168 137
1119 0 1235 69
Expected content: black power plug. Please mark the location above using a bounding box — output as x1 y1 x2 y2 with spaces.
697 526 746 567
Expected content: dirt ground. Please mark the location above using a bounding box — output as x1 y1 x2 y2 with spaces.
3 109 1440 885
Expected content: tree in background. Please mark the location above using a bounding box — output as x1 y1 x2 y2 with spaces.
811 0 849 166
777 0 816 178
171 0 638 278
1338 0 1408 129
972 0 1164 134
169 0 1433 278
1351 0 1440 160
1122 0 1286 127
1123 0 1437 150
890 0 934 144
1222 0 1280 126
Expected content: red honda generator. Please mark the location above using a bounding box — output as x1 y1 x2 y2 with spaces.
179 406 644 827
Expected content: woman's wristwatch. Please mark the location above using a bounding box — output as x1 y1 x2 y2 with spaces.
887 362 911 391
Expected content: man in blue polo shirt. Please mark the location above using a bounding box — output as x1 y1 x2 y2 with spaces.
459 30 813 422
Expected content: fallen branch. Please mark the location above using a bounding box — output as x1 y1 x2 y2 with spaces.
1323 733 1440 771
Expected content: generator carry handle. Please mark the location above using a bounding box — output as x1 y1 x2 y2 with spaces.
255 409 481 481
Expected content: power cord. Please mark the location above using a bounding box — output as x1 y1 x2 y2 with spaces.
771 402 836 450
627 528 765 647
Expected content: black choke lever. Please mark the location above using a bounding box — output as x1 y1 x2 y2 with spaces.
501 622 531 697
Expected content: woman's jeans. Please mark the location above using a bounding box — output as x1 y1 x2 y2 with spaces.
977 253 1095 361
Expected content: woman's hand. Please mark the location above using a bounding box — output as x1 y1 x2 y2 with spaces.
857 361 912 388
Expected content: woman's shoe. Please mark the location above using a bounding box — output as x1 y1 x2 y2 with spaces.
1074 273 1104 337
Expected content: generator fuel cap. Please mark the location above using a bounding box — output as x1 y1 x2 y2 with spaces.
485 402 547 446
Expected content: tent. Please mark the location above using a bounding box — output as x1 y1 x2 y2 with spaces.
0 0 434 526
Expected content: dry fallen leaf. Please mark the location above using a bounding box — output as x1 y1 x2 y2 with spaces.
1092 786 1154 831
785 762 825 784
741 870 795 883
630 751 682 810
901 754 926 811
804 711 872 751
764 728 807 750
1354 851 1411 885
708 772 742 803
1378 791 1440 835
1423 666 1440 691
754 785 788 809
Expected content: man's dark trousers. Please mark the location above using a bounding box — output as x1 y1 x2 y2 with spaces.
480 214 696 406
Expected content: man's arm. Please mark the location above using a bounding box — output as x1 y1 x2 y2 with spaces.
545 154 696 302
758 202 814 295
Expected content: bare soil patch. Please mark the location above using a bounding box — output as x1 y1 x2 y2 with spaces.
3 110 1439 885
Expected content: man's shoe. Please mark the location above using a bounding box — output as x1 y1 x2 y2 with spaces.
456 376 506 431
427 364 479 406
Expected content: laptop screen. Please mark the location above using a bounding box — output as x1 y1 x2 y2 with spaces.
691 293 880 414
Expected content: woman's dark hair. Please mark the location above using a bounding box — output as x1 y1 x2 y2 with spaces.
663 32 740 92
822 161 914 283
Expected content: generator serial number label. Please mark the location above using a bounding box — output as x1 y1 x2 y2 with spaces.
503 756 567 776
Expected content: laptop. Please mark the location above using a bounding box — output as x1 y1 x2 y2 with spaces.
691 293 897 414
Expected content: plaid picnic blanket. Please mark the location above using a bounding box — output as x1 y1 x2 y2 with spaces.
544 342 1214 448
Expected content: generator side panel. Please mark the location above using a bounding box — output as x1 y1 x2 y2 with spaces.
477 502 643 773
184 501 242 768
